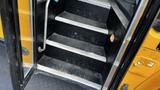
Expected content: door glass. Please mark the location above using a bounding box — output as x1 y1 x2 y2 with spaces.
18 0 34 77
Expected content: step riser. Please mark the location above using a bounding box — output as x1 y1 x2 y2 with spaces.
48 21 109 46
45 45 106 73
64 0 110 23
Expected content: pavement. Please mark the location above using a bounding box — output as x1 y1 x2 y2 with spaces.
0 42 13 90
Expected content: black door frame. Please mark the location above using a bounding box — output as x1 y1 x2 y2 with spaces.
22 0 37 89
110 0 160 89
0 0 37 90
0 0 24 90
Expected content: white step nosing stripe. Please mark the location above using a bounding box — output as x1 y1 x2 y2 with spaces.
37 64 102 90
78 0 111 9
46 40 106 62
55 16 109 35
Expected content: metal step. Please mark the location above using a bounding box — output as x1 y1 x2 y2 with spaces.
64 0 110 23
78 0 111 9
26 70 96 90
48 21 108 46
55 11 109 35
46 33 106 62
37 64 102 90
38 56 102 90
45 45 106 73
39 55 103 84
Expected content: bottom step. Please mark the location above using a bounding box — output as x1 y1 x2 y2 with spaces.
25 70 96 90
38 55 102 90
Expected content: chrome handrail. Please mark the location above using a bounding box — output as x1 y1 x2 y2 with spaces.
38 0 51 52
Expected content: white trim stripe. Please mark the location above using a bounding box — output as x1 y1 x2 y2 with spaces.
46 40 106 62
55 16 109 35
78 0 111 9
37 64 102 90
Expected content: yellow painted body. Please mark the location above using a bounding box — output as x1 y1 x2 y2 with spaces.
135 69 160 90
18 0 33 65
118 28 160 90
0 16 4 39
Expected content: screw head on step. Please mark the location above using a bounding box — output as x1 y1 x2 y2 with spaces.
110 34 119 43
110 34 115 42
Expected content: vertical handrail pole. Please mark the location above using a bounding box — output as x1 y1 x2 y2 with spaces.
38 0 51 52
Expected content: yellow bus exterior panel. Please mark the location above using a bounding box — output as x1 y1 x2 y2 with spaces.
18 0 32 65
135 70 160 90
118 28 160 90
0 16 4 39
142 28 160 50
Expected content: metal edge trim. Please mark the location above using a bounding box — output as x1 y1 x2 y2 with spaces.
110 1 129 29
46 39 106 62
78 0 111 9
37 64 102 90
55 16 109 35
102 0 150 89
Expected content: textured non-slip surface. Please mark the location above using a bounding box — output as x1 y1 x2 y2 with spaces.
64 0 110 23
39 55 102 84
48 33 106 57
48 21 108 46
56 11 107 30
25 71 96 90
45 45 106 73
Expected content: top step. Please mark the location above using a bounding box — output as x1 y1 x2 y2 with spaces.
54 11 109 35
78 0 111 9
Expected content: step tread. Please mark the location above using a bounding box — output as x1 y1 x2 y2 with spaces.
39 55 102 85
78 0 111 9
55 11 109 35
47 33 106 62
48 33 106 57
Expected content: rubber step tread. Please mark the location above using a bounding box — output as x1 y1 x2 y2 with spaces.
38 55 102 90
46 33 106 62
54 11 109 35
48 33 106 56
